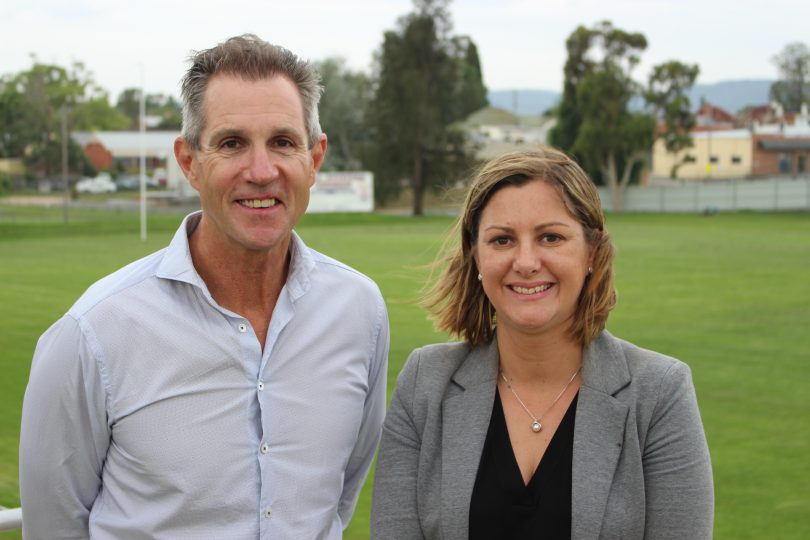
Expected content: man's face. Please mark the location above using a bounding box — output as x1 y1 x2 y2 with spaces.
176 74 326 257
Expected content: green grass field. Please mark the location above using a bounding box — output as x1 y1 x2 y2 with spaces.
1 204 808 539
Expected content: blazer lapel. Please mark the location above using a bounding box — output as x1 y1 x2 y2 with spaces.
440 339 499 540
572 331 632 540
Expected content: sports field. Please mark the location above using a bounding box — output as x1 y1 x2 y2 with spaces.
0 205 808 539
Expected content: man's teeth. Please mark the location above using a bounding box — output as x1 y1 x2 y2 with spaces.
512 284 552 294
241 198 276 208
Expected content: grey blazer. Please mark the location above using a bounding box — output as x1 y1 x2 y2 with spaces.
370 331 713 539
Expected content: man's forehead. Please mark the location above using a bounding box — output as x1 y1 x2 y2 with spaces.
200 74 307 134
204 72 300 100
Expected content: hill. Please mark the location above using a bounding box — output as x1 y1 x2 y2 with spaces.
488 79 776 117
688 79 774 114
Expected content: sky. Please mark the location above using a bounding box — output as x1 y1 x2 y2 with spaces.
2 0 809 101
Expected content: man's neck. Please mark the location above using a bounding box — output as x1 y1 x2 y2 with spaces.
188 222 291 349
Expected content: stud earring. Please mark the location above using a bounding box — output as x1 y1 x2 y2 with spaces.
587 266 593 275
477 273 483 281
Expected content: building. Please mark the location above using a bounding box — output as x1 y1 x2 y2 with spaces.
73 131 181 186
652 103 810 180
463 106 555 160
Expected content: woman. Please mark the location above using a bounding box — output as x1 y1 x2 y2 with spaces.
371 148 713 539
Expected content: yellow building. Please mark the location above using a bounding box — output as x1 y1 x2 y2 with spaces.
0 158 25 176
652 129 752 180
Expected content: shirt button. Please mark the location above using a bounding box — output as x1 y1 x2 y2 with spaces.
264 508 272 519
238 323 247 333
260 443 269 454
257 381 265 391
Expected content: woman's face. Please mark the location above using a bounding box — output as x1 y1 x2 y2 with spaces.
473 179 592 341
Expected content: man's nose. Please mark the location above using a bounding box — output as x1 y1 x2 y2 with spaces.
245 147 280 183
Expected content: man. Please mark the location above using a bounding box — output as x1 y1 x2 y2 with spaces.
19 34 389 539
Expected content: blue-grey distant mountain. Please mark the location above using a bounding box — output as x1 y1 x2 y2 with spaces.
688 79 773 113
487 89 559 116
488 79 775 117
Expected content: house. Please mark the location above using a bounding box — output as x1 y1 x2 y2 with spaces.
73 131 181 187
652 102 810 180
463 106 555 160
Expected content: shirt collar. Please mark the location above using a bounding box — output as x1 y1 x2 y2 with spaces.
155 211 204 287
156 210 314 299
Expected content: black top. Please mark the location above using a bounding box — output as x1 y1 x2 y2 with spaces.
469 390 578 540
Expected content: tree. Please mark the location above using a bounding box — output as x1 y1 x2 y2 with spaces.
550 22 698 210
549 26 597 154
315 58 371 171
116 88 141 129
367 0 487 214
646 61 700 178
147 94 182 129
0 59 126 177
73 91 130 131
770 42 810 113
116 90 182 130
550 21 651 212
0 77 29 158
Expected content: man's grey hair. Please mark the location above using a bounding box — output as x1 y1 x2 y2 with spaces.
180 34 323 150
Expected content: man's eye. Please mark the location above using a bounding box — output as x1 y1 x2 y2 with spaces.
221 139 241 149
275 138 295 148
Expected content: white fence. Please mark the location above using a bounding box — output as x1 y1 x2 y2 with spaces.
0 507 22 531
598 177 810 213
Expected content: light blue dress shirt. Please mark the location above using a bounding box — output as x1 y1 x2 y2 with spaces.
19 212 389 539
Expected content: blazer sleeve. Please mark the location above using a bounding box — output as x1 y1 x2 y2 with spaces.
370 348 426 540
642 361 714 539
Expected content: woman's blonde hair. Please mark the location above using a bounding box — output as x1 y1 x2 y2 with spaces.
424 147 616 346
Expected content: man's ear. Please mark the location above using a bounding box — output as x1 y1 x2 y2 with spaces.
174 137 200 191
308 134 328 187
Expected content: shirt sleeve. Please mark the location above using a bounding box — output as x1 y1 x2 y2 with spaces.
338 296 390 527
370 348 425 540
642 361 714 539
19 314 111 539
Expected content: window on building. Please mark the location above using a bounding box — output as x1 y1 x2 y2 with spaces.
799 154 806 173
779 153 790 173
709 155 719 164
684 154 697 163
731 155 742 164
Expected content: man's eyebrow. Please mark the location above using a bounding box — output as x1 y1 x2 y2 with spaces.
204 127 245 145
204 126 306 145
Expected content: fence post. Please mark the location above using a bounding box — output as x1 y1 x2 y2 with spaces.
774 179 779 211
0 507 22 532
732 179 737 211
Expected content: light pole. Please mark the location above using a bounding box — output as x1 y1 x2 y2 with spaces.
139 64 147 242
61 105 69 225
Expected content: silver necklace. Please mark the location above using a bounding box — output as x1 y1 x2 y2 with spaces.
499 366 582 433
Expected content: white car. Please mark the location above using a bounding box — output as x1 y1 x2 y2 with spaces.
76 174 118 194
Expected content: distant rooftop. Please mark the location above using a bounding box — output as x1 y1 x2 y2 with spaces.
73 131 180 158
464 106 520 126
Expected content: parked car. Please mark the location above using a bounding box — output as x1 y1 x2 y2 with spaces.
152 168 168 187
115 175 140 191
76 174 117 194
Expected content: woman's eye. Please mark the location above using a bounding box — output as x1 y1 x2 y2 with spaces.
542 233 563 243
492 237 510 246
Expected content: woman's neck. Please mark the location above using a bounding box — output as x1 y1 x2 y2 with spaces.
496 327 583 384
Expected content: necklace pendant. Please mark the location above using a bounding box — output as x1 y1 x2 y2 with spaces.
531 420 542 433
